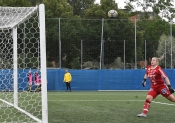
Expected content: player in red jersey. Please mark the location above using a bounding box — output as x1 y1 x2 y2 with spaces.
137 55 175 117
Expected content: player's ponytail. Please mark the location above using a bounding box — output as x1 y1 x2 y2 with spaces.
157 54 164 62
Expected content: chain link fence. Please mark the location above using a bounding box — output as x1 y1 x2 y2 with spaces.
46 18 175 69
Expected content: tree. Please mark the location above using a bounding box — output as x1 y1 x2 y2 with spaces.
157 34 175 68
84 0 122 19
43 0 73 18
46 16 85 69
67 0 95 16
26 0 42 6
0 0 31 6
137 19 171 64
60 17 85 68
83 0 143 68
125 0 175 21
43 0 75 68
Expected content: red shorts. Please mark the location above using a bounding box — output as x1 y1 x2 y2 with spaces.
147 84 171 98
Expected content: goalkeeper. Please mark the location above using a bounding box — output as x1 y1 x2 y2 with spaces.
137 55 175 118
63 70 72 92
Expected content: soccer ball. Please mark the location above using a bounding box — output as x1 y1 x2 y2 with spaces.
108 10 118 18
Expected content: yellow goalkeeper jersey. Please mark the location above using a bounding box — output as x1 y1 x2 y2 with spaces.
64 72 72 82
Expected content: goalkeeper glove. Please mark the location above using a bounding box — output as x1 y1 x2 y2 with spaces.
142 79 146 87
167 84 174 94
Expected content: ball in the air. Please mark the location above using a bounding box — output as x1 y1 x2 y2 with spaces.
108 10 118 18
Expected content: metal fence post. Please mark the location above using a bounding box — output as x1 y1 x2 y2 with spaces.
135 18 137 69
124 40 125 69
170 20 173 69
100 18 104 69
58 18 61 68
145 40 146 68
81 40 83 69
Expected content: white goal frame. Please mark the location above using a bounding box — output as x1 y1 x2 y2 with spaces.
0 4 48 123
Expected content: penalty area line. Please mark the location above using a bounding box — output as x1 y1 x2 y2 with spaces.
152 101 175 106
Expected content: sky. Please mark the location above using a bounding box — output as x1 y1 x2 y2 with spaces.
94 0 175 22
94 0 175 11
94 0 126 9
94 0 157 10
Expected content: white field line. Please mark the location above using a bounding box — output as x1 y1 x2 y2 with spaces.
48 100 145 102
47 94 146 96
48 94 141 96
152 101 175 106
48 99 175 106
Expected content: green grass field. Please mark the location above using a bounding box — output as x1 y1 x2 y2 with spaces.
48 91 175 123
0 91 174 123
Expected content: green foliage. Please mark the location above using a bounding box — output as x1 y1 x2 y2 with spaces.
157 34 175 68
70 57 80 69
26 0 42 6
47 60 54 67
103 19 143 64
43 0 73 18
67 0 95 16
84 0 119 19
45 19 59 64
2 0 175 69
82 19 101 60
137 19 171 61
59 18 84 68
0 0 31 6
125 0 175 21
84 4 106 19
128 11 141 17
18 53 39 69
81 0 140 67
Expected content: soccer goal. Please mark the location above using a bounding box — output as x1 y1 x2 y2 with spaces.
0 4 48 123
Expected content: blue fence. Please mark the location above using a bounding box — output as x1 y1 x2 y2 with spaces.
47 69 175 91
0 69 174 91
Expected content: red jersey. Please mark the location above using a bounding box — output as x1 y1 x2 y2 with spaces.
146 65 167 88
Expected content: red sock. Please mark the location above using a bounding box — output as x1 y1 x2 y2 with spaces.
142 99 151 114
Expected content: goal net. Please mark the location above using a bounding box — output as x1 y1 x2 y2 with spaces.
0 4 48 123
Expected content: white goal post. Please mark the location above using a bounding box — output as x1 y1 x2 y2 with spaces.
0 4 48 123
